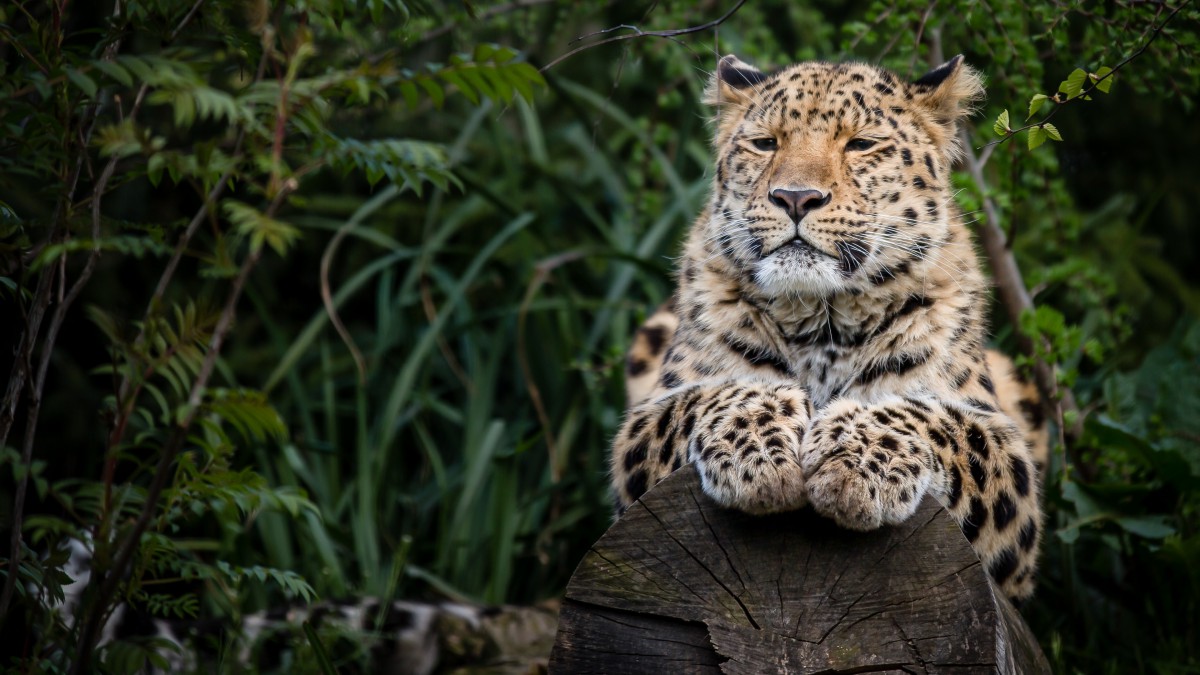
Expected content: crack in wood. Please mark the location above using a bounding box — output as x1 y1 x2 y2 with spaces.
633 540 718 607
817 588 871 644
892 615 933 675
588 547 679 604
689 483 750 591
642 500 762 630
871 507 944 569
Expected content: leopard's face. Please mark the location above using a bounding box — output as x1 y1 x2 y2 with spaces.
704 57 980 297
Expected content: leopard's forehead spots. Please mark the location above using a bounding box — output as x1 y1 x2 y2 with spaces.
741 63 913 135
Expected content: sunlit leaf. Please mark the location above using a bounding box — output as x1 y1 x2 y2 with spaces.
1027 125 1047 150
1027 93 1049 119
1059 68 1087 98
991 110 1009 137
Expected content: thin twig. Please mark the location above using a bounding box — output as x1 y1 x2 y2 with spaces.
540 0 750 72
909 1 938 76
108 100 253 452
982 0 1191 150
76 21 291 662
847 7 894 53
109 7 257 437
169 0 206 41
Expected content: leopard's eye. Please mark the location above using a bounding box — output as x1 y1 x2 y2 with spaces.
751 137 778 151
846 138 878 152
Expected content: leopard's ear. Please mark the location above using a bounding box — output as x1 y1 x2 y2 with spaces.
910 55 985 157
704 54 768 107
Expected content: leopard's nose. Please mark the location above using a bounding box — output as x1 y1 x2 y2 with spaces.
769 188 831 224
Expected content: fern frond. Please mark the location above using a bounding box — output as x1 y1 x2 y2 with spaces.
204 388 289 444
223 201 301 256
321 136 458 192
33 235 172 271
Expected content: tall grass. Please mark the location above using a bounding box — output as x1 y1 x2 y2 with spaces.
237 73 709 605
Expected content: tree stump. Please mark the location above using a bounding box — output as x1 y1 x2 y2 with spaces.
550 466 1050 674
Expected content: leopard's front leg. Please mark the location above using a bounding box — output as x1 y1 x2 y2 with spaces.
801 396 1043 601
612 381 812 515
800 398 937 530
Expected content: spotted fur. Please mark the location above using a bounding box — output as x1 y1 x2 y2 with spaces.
612 55 1048 601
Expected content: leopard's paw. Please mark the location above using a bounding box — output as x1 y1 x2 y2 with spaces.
801 402 933 530
691 386 810 515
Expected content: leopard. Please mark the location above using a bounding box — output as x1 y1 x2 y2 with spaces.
610 54 1050 602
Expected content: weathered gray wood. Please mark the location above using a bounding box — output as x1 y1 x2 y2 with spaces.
550 466 1050 674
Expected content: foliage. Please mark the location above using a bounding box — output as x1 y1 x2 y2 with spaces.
1 0 1198 673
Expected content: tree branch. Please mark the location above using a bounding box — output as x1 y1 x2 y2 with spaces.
540 0 750 72
983 0 1191 151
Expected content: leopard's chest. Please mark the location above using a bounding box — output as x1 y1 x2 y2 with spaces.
787 346 868 407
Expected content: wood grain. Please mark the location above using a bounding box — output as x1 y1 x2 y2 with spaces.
550 466 1050 674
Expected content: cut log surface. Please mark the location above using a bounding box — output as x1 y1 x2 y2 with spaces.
550 466 1049 674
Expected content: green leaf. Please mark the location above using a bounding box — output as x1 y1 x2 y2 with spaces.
1058 68 1087 98
485 68 514 102
399 80 419 109
440 70 477 105
1063 480 1105 518
1043 123 1063 142
1027 93 1049 119
473 43 496 63
508 62 545 90
323 137 457 192
993 109 1010 137
1027 125 1047 150
66 68 98 97
458 67 497 102
1115 515 1175 539
93 60 133 87
1092 66 1114 93
1085 416 1200 490
417 76 444 108
492 46 518 64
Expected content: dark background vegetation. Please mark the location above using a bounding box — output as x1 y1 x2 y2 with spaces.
1 0 1198 672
